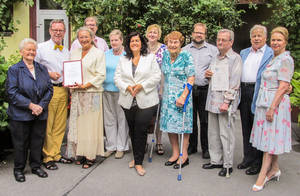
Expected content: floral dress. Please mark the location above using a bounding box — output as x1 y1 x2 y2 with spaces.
250 51 294 154
160 50 195 134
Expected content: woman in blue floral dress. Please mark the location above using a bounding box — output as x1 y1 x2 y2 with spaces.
250 27 294 191
160 31 195 169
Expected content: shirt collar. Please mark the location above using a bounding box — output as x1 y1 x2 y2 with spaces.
190 41 208 49
217 48 234 60
250 44 266 53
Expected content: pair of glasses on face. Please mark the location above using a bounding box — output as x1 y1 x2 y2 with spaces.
51 29 65 33
216 39 231 43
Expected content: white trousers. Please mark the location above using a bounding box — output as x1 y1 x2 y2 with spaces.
103 91 129 151
208 112 235 168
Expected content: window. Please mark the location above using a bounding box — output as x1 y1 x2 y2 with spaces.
0 3 14 36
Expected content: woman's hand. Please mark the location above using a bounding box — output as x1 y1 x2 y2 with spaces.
266 107 275 122
69 83 86 90
176 96 185 107
132 84 143 97
126 86 135 96
29 103 43 116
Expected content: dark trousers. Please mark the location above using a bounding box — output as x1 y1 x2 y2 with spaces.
240 84 263 168
189 85 209 153
123 104 157 165
9 119 46 171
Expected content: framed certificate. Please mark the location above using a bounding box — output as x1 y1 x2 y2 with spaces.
63 60 83 87
211 61 229 91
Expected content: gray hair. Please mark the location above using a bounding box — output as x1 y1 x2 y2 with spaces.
109 29 123 41
49 19 66 30
250 24 267 38
19 38 37 51
76 26 95 39
84 16 98 26
218 29 234 41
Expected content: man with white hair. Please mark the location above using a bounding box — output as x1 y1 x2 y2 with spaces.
202 29 242 177
71 16 108 52
237 24 273 175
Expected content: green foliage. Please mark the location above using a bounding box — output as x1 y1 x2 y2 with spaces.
263 0 300 71
290 72 300 125
54 0 245 43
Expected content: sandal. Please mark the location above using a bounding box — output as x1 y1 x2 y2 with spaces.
75 157 86 165
56 157 73 164
156 144 164 155
82 159 95 169
43 161 58 170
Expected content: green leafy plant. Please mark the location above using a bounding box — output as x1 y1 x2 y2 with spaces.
290 71 300 125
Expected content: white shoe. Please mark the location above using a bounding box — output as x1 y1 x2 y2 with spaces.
252 177 268 192
268 170 281 182
104 151 114 158
115 151 124 159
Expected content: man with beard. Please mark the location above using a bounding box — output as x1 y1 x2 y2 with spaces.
183 23 218 159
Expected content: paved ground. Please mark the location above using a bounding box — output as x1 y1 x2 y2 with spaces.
1 111 300 196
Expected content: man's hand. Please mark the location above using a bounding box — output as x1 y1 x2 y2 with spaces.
29 103 43 116
49 72 61 81
219 103 229 112
205 70 213 78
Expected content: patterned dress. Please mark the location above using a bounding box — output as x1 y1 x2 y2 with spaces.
250 51 294 154
160 50 195 134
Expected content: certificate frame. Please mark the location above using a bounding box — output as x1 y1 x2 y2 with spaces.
63 60 83 87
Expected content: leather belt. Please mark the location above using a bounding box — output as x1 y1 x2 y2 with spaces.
52 82 63 87
241 82 255 87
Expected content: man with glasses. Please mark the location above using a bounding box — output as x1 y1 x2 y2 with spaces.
183 23 218 159
202 29 242 177
71 16 108 52
35 19 72 170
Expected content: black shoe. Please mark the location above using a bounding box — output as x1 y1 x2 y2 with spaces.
202 151 210 159
32 168 48 178
173 158 189 169
218 167 233 177
245 166 260 175
237 161 251 169
202 163 223 169
14 170 25 182
165 159 177 166
187 147 197 155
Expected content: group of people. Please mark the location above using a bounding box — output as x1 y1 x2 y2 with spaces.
5 15 294 192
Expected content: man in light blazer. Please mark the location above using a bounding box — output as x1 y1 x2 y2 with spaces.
238 24 274 175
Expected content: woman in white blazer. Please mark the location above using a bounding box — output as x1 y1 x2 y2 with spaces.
114 32 161 176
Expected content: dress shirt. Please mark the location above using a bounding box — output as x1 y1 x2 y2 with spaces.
205 49 242 114
70 36 109 52
241 44 266 83
70 46 106 92
183 41 218 86
35 39 70 84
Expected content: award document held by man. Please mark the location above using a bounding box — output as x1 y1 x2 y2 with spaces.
63 60 83 87
211 61 229 91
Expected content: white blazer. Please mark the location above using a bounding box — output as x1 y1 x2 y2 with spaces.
114 53 161 109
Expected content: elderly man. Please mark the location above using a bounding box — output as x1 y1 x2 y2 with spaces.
35 19 72 170
71 16 108 52
202 29 242 177
183 23 218 159
238 25 273 175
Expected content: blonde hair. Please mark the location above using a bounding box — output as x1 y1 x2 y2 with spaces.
271 26 289 42
164 31 185 46
109 29 123 41
193 23 207 34
146 24 162 40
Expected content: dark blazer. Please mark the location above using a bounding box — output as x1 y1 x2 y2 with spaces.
6 60 53 121
240 46 274 114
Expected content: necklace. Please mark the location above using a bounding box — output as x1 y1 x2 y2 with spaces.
148 42 160 53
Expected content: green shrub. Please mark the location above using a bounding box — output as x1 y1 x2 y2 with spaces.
290 71 300 125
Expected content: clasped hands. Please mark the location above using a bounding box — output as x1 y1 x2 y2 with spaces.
29 103 43 116
69 82 86 90
126 84 143 97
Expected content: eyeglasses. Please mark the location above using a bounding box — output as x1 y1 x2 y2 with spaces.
193 32 205 35
86 24 97 27
51 29 65 33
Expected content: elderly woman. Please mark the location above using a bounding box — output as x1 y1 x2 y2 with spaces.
67 27 106 169
146 24 167 155
103 29 129 159
114 32 161 176
250 27 294 191
160 31 195 169
6 38 53 182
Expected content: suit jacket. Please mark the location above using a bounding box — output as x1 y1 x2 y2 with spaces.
240 45 273 114
6 60 53 121
114 53 161 109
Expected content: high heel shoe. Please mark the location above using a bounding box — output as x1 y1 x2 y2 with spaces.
252 176 268 192
268 170 281 182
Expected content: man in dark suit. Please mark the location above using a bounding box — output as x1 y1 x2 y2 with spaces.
238 24 273 175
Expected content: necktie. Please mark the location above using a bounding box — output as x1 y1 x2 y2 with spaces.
54 44 63 51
